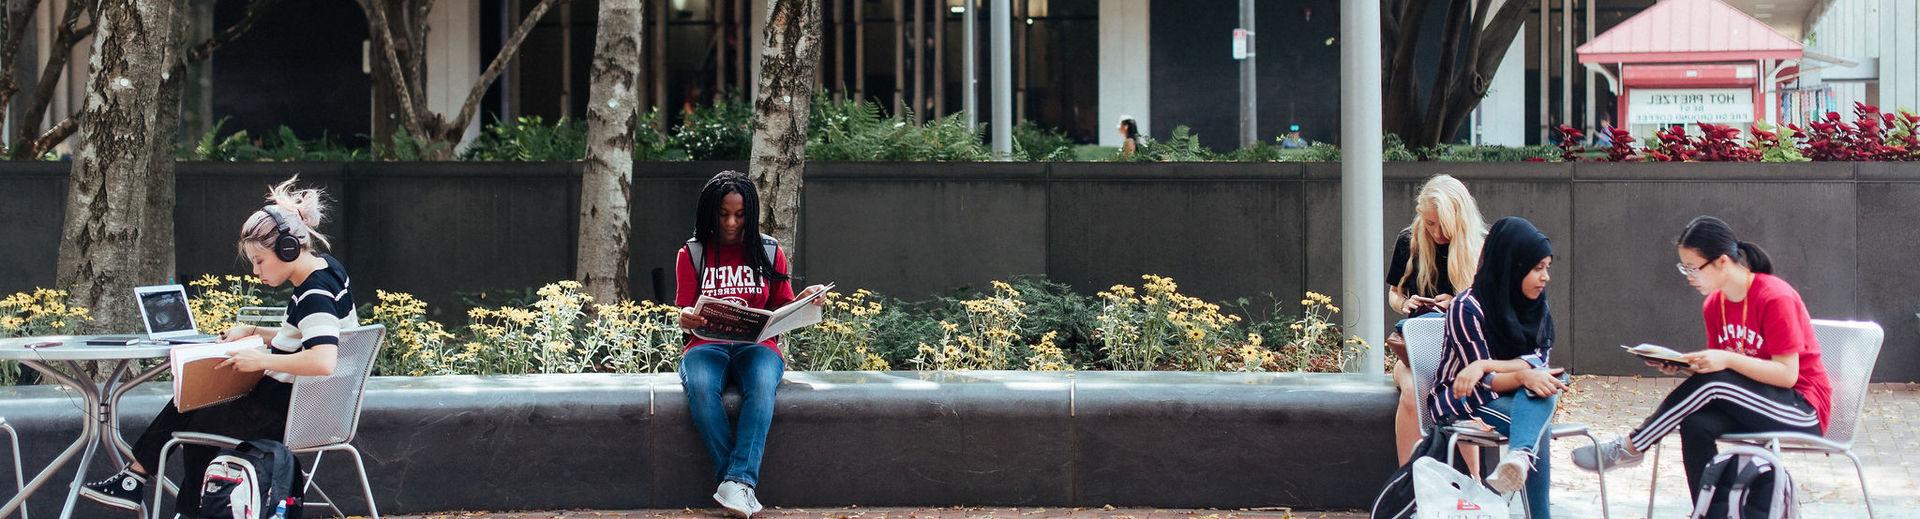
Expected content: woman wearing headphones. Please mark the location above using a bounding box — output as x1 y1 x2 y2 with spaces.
81 177 356 515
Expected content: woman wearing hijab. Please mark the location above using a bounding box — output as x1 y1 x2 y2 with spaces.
1426 217 1568 518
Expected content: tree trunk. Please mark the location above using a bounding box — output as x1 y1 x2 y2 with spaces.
576 0 642 303
55 0 175 332
748 0 821 262
143 0 188 289
1381 0 1533 151
178 0 217 145
362 0 565 160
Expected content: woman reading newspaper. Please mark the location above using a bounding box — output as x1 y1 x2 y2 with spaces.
81 177 356 515
1573 216 1831 500
675 171 827 518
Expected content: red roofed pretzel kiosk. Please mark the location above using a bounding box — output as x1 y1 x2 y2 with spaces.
1577 0 1804 140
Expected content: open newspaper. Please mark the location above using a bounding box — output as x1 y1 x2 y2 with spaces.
692 283 835 343
171 336 267 412
1621 343 1691 369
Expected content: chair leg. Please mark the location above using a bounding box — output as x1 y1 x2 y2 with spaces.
1580 431 1611 519
342 447 379 519
3 422 24 519
150 439 184 519
1646 443 1663 519
301 451 347 519
1841 449 1876 519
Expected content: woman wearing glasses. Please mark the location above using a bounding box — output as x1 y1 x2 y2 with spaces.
1572 216 1831 500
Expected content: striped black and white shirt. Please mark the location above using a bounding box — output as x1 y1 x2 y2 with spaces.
266 254 357 382
1425 288 1551 423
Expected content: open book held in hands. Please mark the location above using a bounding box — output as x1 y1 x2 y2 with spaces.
1621 343 1692 369
692 283 835 344
171 336 267 412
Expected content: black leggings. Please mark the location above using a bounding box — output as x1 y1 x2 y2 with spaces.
1625 370 1820 497
131 378 291 514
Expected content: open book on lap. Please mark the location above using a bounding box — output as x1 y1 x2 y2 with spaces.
693 283 834 344
171 336 267 412
1621 343 1691 369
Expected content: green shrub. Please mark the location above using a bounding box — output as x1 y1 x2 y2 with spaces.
674 92 753 160
1013 120 1075 161
460 116 587 161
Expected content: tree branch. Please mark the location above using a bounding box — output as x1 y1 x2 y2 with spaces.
1420 0 1470 146
0 0 47 115
1436 0 1534 143
25 113 76 158
361 0 430 140
174 0 277 71
13 0 86 158
445 0 568 142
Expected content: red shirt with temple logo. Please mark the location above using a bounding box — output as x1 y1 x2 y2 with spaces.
1702 273 1832 431
674 242 796 354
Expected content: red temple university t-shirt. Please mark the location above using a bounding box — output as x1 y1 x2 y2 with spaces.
1702 273 1832 431
675 242 796 354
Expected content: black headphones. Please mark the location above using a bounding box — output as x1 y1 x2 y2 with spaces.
261 206 303 262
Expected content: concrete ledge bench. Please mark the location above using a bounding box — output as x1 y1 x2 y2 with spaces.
0 371 1397 515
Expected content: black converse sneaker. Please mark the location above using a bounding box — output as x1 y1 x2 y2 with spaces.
79 469 146 511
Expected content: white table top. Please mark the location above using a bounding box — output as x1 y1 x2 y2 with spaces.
0 335 174 361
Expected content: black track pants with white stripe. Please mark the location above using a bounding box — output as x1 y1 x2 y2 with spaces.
1626 369 1820 497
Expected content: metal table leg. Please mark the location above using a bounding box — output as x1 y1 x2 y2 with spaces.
0 358 166 519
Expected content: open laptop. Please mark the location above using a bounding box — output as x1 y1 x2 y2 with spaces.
133 284 218 343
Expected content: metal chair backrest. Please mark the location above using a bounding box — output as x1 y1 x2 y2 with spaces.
283 324 385 450
1402 314 1449 431
1808 319 1882 447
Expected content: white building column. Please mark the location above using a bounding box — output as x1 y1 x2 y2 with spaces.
1477 1 1527 147
427 1 482 147
1097 0 1150 146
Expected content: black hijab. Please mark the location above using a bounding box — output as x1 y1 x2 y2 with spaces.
1471 217 1555 359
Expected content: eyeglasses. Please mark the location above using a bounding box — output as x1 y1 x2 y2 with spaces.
1675 261 1707 278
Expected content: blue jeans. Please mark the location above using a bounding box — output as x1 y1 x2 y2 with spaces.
1472 389 1557 519
680 342 785 487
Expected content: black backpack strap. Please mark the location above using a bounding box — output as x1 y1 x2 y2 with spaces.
685 238 704 277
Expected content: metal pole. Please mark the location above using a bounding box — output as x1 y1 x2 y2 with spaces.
835 0 847 102
895 0 906 115
1538 0 1549 144
1239 0 1257 147
1562 0 1573 138
914 0 927 123
965 0 977 129
935 0 946 119
991 0 1012 160
1585 0 1597 142
856 0 866 101
1341 0 1385 375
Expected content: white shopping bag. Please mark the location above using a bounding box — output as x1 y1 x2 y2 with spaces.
1412 457 1510 519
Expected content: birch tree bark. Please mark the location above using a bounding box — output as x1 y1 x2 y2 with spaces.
576 0 643 303
748 0 822 261
55 0 176 331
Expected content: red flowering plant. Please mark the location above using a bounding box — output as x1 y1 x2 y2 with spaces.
1796 103 1917 161
1645 125 1696 162
1748 124 1807 162
1554 124 1586 161
1696 123 1759 162
1605 126 1639 161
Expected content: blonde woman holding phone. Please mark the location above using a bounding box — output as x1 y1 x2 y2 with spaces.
1383 174 1487 464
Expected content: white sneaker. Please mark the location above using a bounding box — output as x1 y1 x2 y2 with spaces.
713 481 756 518
1485 449 1536 495
744 485 765 514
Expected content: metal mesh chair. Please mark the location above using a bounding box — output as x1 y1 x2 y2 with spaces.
1643 319 1884 518
2 416 23 519
149 325 385 519
1402 314 1611 518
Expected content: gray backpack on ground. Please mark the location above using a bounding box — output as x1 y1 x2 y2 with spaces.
1691 444 1795 519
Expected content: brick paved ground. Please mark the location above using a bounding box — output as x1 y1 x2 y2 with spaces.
394 376 1920 519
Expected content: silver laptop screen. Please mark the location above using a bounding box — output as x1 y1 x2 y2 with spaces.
138 290 195 334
